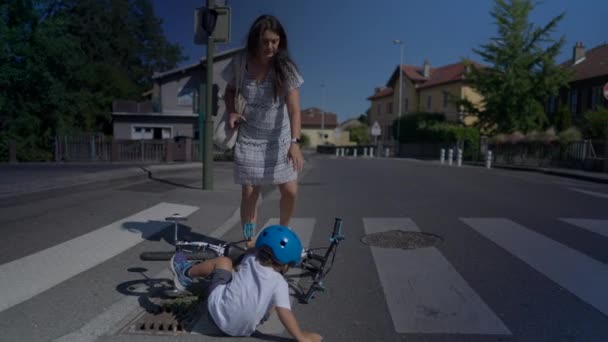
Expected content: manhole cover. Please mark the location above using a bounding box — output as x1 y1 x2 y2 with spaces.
361 230 442 249
120 297 201 336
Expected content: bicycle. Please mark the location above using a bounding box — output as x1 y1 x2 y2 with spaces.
140 214 345 304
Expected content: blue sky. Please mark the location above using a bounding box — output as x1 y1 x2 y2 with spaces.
151 0 606 123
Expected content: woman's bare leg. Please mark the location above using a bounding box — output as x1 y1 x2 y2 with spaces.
278 181 298 226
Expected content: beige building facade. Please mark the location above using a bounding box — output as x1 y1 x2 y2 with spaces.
368 60 484 147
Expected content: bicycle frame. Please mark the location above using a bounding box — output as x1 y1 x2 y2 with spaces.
299 217 345 303
160 214 345 303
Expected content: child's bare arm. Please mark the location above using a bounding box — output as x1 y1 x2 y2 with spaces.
276 307 322 342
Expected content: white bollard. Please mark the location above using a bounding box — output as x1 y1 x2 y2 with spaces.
363 147 368 157
370 147 374 157
440 149 445 164
486 150 493 169
457 149 463 167
385 147 390 157
341 148 345 157
448 149 453 166
335 148 339 157
354 148 358 157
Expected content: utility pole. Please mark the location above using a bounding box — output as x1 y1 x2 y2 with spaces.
320 83 325 144
197 0 218 190
203 0 215 190
393 39 404 157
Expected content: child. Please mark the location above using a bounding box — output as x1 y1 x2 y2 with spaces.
170 225 322 342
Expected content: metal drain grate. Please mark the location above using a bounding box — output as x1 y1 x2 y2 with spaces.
361 230 443 249
120 297 201 336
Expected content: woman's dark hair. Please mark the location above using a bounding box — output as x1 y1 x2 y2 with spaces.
246 15 299 100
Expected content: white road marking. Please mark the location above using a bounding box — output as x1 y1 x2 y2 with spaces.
568 187 608 199
363 218 510 334
0 202 198 313
463 218 608 316
560 218 608 239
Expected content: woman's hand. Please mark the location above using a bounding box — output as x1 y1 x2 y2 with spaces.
288 143 304 172
228 112 246 129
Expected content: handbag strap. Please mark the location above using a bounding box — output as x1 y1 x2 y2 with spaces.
234 52 246 100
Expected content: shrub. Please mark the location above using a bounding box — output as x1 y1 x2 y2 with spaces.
393 112 445 143
558 127 582 144
582 107 608 139
300 133 311 148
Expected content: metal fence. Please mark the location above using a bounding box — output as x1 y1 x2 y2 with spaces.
55 135 231 163
489 140 606 172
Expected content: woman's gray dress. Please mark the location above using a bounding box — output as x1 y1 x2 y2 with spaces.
221 54 304 185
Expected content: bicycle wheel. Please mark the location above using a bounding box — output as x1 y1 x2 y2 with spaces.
140 250 219 261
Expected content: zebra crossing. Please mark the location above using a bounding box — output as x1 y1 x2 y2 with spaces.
0 201 606 339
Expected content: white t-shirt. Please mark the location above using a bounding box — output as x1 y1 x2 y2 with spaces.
207 253 291 336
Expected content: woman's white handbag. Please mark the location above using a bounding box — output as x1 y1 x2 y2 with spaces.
213 53 247 151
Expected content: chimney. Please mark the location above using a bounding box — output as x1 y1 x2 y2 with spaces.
423 60 431 79
573 41 585 64
374 85 385 94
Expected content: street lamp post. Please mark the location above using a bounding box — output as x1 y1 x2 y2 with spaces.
393 39 404 157
320 82 325 143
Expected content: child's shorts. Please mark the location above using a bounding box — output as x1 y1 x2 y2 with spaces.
207 269 232 295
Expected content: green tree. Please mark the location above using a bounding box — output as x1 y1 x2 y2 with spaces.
348 125 371 145
464 0 571 134
0 0 185 161
552 104 572 132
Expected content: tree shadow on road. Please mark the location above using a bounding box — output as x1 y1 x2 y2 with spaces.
121 220 224 246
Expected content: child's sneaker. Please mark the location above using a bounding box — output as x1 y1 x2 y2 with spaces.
170 252 193 291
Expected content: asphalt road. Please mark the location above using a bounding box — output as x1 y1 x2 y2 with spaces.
1 155 607 341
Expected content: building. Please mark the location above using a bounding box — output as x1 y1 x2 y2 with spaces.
111 47 244 140
300 108 341 147
367 60 484 147
548 42 608 118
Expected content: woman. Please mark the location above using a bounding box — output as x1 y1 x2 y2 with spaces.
222 15 304 242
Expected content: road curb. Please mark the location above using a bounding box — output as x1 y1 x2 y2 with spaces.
464 161 608 184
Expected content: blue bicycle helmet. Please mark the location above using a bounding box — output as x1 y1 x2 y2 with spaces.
255 225 303 266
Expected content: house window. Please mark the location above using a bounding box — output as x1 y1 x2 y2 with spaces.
132 126 172 140
387 102 393 114
178 86 194 107
570 90 578 114
443 92 449 109
427 95 432 110
405 98 409 112
591 86 601 110
549 96 557 113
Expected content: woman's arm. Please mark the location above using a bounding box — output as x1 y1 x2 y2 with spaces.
286 88 304 172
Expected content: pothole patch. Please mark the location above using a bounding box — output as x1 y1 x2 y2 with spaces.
361 230 443 249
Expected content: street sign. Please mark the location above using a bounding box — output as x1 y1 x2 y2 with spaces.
194 6 231 44
603 82 608 100
371 121 381 136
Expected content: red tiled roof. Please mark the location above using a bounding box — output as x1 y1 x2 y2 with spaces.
301 108 338 128
560 43 608 82
368 61 484 100
367 87 393 100
417 62 470 89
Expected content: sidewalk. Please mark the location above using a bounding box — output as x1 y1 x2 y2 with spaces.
0 162 204 199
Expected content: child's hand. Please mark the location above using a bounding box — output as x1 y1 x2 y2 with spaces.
298 331 322 342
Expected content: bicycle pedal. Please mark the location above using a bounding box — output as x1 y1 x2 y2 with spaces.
164 289 191 298
165 214 188 222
